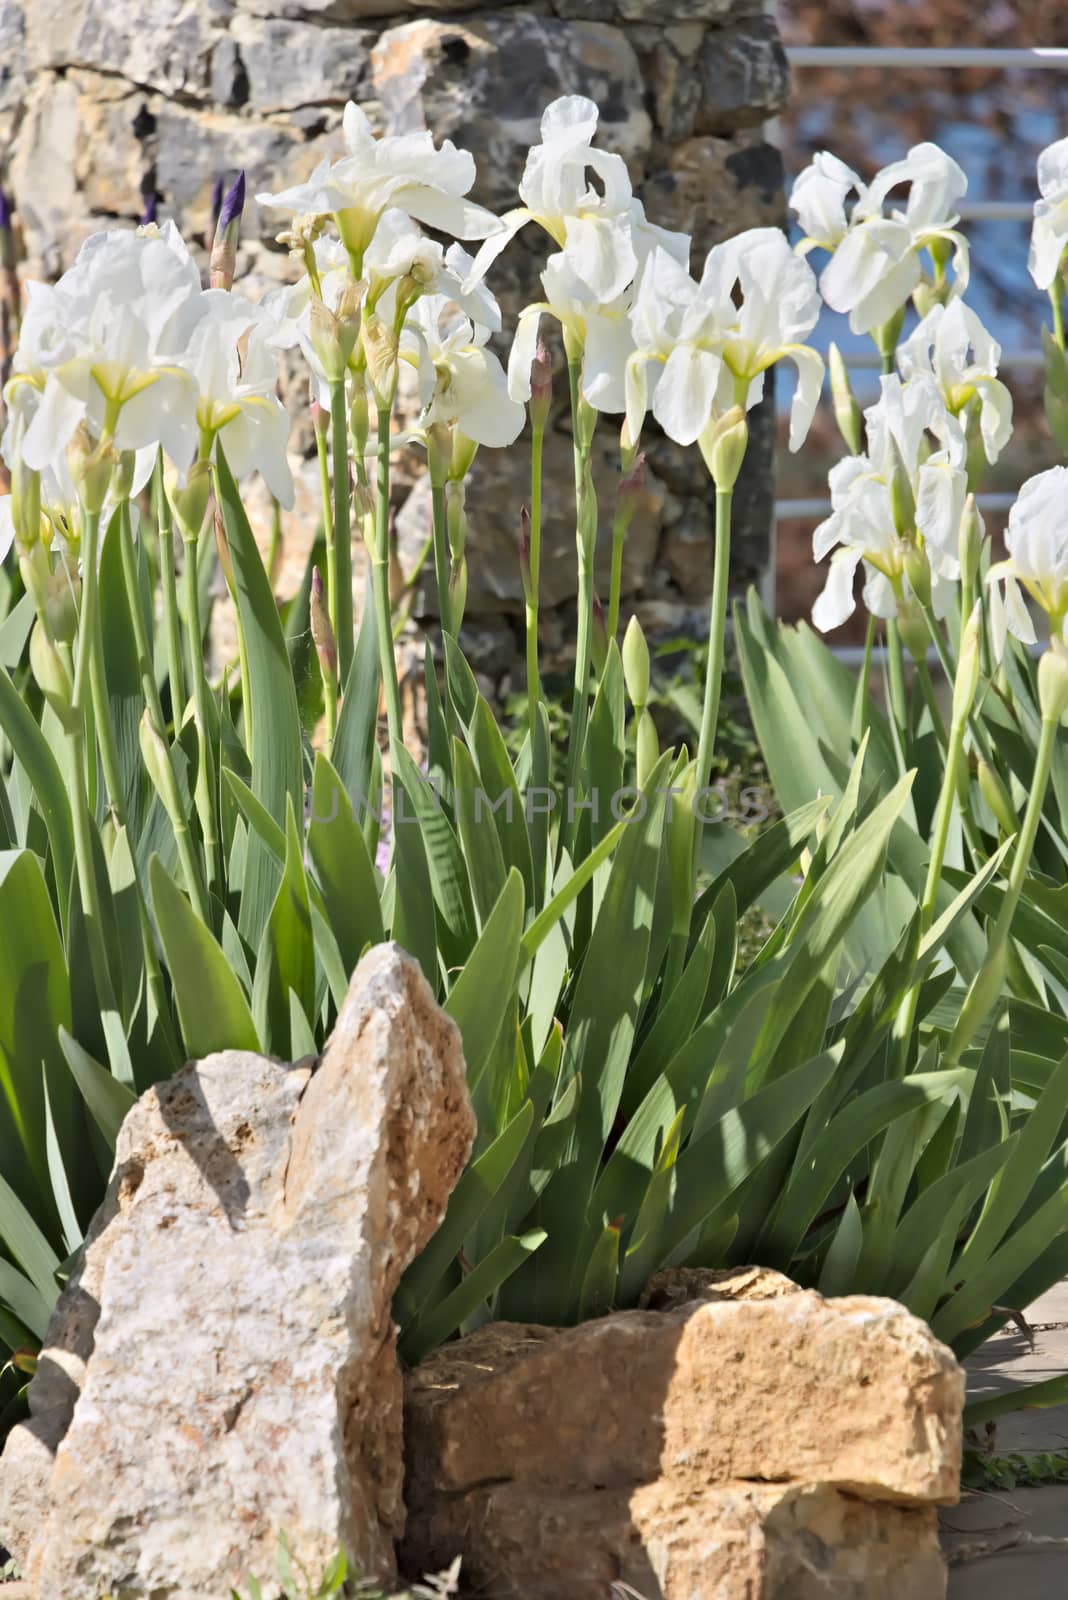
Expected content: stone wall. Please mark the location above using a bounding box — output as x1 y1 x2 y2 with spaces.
0 0 789 689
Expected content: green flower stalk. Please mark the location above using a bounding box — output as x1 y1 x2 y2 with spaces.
446 479 468 633
958 493 983 627
66 428 129 825
519 504 539 731
607 450 644 643
695 407 748 799
67 501 133 1082
944 706 1059 1070
1041 324 1068 455
311 565 339 746
524 339 551 737
329 378 355 688
590 593 608 679
172 464 223 906
371 403 404 764
893 604 982 1071
562 355 598 829
153 455 186 722
426 423 454 641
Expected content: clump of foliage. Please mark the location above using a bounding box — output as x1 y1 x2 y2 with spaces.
0 97 1066 1456
235 1539 460 1600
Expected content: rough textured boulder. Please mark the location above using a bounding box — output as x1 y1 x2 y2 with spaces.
0 944 475 1600
402 1267 964 1600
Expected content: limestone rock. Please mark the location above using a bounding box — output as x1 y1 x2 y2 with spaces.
0 944 475 1600
229 13 374 112
695 17 791 135
404 1479 946 1600
8 76 82 277
235 0 494 17
25 0 231 98
643 130 787 254
554 0 764 19
402 1269 963 1599
371 15 652 213
404 1292 963 1504
0 0 28 140
153 104 339 243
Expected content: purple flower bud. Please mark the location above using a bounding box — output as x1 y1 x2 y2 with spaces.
0 184 15 277
140 191 158 226
529 338 552 430
218 171 245 236
310 565 338 685
212 506 234 589
619 450 646 502
615 450 646 536
210 173 245 291
210 175 225 231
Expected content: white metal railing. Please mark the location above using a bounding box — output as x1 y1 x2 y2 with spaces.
841 348 1043 370
768 43 1068 618
775 492 1017 522
959 201 1034 222
785 47 1068 70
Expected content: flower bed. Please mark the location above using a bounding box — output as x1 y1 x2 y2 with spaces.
0 93 1066 1591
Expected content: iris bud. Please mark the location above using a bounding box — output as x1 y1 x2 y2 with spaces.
1038 641 1068 723
636 709 659 789
828 343 863 455
529 339 552 432
622 614 650 710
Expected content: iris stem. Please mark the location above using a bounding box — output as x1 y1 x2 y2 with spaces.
69 505 131 1081
330 378 354 687
430 479 458 737
563 358 595 829
118 499 166 737
74 507 126 826
852 612 876 740
695 486 733 799
885 617 907 735
431 482 453 639
607 498 626 644
916 659 948 750
526 422 544 739
372 403 404 765
920 597 997 777
317 409 335 609
1050 287 1066 354
153 455 185 724
944 713 1058 1069
267 496 282 585
182 530 222 908
117 502 209 920
892 651 974 1072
